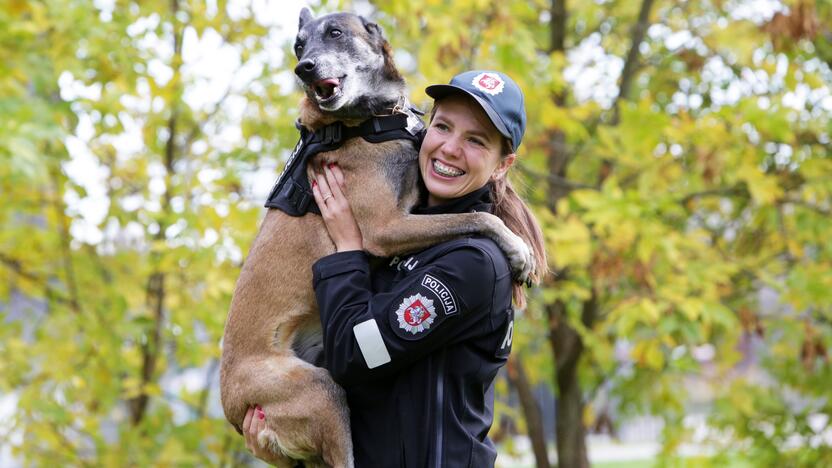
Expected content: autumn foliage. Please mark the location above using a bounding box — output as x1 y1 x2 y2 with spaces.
2 0 832 466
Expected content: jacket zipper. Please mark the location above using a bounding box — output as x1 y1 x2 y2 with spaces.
433 348 447 468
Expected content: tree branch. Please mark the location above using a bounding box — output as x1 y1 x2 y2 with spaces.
550 0 567 54
678 186 747 205
515 161 596 193
507 354 551 468
784 198 831 216
611 0 656 124
0 252 74 307
48 167 82 315
128 0 182 425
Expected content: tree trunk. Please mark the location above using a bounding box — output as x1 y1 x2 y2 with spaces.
127 0 183 425
507 355 552 468
544 0 656 464
547 298 596 468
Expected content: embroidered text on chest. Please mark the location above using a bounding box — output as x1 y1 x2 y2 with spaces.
389 255 419 271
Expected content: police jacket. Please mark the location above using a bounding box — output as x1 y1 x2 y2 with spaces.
312 185 515 468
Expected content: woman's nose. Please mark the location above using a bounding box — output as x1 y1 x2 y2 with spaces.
440 136 462 158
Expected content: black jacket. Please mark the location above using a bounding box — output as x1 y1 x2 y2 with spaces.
312 186 515 468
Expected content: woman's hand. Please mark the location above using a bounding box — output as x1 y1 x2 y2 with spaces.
243 405 285 465
312 163 363 252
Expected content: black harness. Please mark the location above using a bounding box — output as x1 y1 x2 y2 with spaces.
265 110 425 216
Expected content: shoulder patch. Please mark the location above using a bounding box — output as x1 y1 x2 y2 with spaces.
395 293 437 335
421 274 458 316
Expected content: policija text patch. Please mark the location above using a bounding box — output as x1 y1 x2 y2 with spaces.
421 274 458 316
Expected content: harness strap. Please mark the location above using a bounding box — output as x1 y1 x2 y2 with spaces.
265 111 424 216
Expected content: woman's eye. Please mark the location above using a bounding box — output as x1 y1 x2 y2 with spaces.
434 123 449 131
468 138 485 147
330 29 342 38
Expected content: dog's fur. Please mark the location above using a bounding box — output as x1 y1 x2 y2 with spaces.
220 9 532 468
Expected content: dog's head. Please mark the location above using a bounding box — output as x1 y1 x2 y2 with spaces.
294 8 405 117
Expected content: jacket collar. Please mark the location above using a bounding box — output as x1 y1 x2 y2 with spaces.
413 184 493 215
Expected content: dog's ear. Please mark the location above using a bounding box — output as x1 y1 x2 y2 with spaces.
299 7 314 29
360 16 382 37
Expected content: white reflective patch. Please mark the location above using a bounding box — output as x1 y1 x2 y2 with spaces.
353 319 391 369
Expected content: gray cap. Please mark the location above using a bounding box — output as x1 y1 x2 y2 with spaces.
425 70 526 152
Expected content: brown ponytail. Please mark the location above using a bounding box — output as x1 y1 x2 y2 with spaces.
491 168 547 310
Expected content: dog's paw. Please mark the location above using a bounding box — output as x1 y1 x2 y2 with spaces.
503 233 534 285
256 428 298 467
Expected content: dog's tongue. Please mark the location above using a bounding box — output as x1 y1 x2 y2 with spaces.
314 78 340 99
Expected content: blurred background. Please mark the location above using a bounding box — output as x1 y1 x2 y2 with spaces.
2 0 831 466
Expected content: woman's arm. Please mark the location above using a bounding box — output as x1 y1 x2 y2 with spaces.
313 244 506 385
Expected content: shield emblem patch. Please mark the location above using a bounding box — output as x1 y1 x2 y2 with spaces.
472 72 505 96
396 293 436 335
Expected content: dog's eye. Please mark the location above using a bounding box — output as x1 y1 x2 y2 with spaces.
329 29 342 38
295 44 304 54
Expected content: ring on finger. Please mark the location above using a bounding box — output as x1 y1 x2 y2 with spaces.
322 193 333 201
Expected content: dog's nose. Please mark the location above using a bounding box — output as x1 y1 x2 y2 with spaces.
295 59 317 80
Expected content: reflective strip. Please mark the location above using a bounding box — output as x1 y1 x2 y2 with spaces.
353 319 391 369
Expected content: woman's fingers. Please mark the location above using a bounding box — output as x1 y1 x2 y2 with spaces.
331 163 346 188
243 406 254 434
324 164 345 199
312 172 334 211
243 406 255 450
253 406 264 437
311 177 326 209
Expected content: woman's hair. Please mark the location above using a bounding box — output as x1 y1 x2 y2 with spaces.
429 103 548 309
493 139 547 309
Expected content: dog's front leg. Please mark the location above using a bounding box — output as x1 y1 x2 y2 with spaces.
362 212 534 282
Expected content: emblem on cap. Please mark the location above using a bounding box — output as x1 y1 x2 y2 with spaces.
395 293 436 334
472 72 505 96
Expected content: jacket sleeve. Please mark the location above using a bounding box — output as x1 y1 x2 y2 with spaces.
312 245 508 386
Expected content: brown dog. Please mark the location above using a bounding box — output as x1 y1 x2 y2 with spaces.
220 9 533 468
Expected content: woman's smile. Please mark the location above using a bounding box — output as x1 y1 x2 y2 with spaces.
431 158 466 178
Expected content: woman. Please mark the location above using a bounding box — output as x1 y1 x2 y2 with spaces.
244 70 546 467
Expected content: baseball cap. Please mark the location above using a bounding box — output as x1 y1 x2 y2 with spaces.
425 70 526 152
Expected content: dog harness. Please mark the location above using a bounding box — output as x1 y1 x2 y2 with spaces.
264 108 425 216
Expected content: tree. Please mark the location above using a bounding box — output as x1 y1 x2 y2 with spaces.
2 0 302 464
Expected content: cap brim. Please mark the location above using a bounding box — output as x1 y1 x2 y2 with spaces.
425 84 514 150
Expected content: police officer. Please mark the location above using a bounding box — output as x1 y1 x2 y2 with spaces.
245 70 546 467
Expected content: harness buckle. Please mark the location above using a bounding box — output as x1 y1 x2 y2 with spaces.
324 122 343 145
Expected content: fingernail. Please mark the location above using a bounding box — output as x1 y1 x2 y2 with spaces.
328 163 335 169
255 404 262 411
258 410 265 420
312 180 317 188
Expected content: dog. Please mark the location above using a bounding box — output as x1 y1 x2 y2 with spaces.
220 8 533 468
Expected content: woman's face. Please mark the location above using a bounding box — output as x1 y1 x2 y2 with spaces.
419 94 515 207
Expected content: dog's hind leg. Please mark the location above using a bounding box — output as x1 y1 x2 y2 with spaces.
223 353 354 468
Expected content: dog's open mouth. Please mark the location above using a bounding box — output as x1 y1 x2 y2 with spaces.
313 77 344 103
